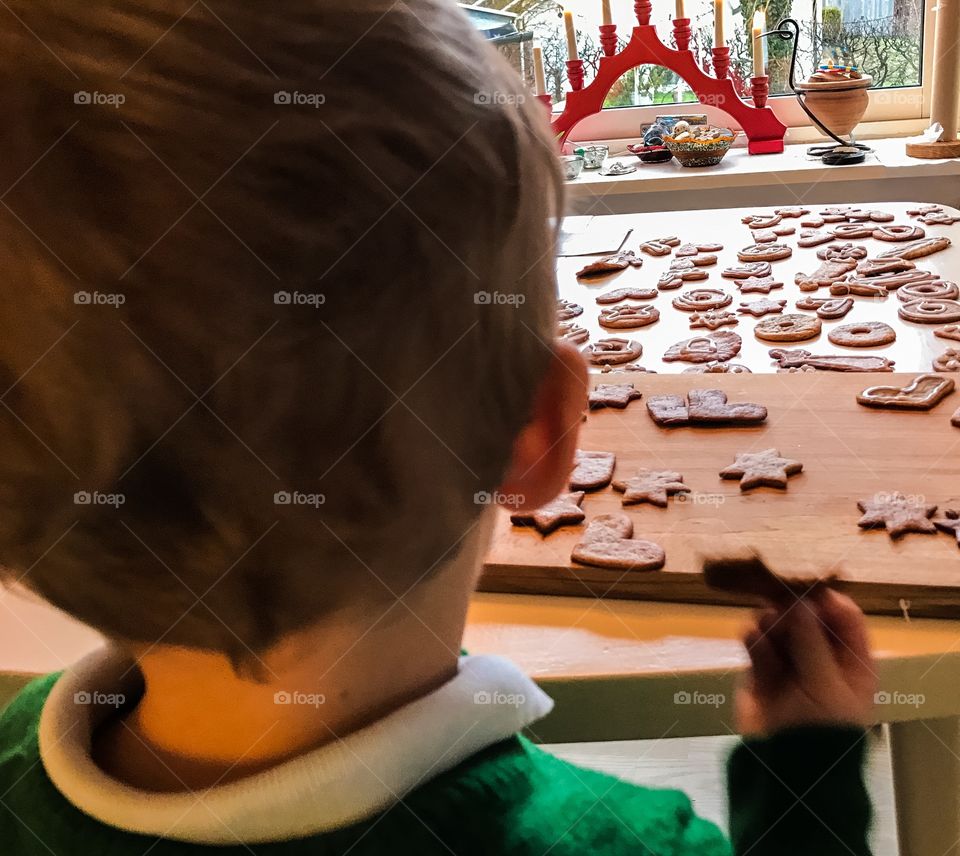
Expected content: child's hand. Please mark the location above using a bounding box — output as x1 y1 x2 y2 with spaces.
736 589 876 737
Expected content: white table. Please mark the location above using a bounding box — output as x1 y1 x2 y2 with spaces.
561 201 960 376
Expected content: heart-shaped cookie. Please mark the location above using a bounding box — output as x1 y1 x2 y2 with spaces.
570 514 666 570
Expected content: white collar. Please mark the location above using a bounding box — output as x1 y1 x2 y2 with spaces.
39 646 553 845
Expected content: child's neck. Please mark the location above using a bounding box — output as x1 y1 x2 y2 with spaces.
93 583 471 792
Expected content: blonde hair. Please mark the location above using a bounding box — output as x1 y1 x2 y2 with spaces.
0 0 564 658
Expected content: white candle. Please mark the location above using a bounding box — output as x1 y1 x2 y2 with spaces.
752 9 765 77
602 0 612 26
676 0 686 19
533 44 547 95
714 0 725 46
563 10 579 61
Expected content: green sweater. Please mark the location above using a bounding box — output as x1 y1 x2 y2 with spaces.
0 674 871 855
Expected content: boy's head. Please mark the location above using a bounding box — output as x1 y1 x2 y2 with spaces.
0 1 583 661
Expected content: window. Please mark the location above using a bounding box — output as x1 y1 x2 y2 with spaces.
466 0 925 132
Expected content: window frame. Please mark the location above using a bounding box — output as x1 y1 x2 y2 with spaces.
558 1 934 143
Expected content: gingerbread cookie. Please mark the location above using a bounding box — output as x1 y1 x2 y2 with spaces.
672 289 732 312
856 258 916 277
662 331 742 363
935 324 960 343
828 281 888 299
595 287 658 304
831 223 874 240
798 229 836 248
775 206 810 218
857 492 937 539
687 388 767 425
738 244 792 262
737 276 784 294
645 394 691 426
753 226 795 243
907 204 943 217
689 310 738 330
919 212 960 226
819 298 855 319
600 363 657 374
588 383 642 409
876 236 951 260
898 298 960 324
742 213 783 229
857 374 955 409
795 260 857 291
720 448 802 491
795 296 829 311
570 450 616 491
646 389 766 427
558 322 589 344
933 349 960 372
510 492 585 535
817 243 868 262
754 313 822 343
677 242 724 256
898 280 960 302
703 554 834 601
599 304 661 329
557 299 583 321
769 348 895 372
934 510 960 546
575 251 644 279
657 269 708 290
583 338 642 365
801 215 826 229
828 322 896 348
571 514 666 570
640 236 681 256
738 298 786 317
873 224 925 242
723 261 772 280
613 469 690 507
682 362 752 373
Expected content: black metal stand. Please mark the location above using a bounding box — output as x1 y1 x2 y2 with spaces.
764 18 872 165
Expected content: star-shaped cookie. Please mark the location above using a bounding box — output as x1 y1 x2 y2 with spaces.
510 491 585 535
934 509 960 546
613 469 690 507
720 449 803 491
737 276 783 294
589 384 643 410
857 492 937 539
737 299 786 317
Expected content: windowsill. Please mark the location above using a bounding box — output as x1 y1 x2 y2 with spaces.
565 136 960 199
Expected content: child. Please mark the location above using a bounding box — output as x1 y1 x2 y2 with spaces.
0 1 875 853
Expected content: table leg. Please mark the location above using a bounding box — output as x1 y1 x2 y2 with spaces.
889 717 960 856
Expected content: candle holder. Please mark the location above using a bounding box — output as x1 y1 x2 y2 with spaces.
536 93 553 113
750 75 769 108
599 23 618 57
672 18 691 52
634 0 652 26
711 46 730 79
566 59 585 91
550 11 787 154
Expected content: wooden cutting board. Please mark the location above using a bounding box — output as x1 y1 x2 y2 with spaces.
480 372 960 618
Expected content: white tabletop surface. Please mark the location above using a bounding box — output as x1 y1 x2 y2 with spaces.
560 202 960 374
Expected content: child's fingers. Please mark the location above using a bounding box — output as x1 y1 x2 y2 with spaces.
813 589 873 670
780 598 842 689
743 625 787 694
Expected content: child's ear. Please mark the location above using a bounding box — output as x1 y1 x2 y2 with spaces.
498 340 587 511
